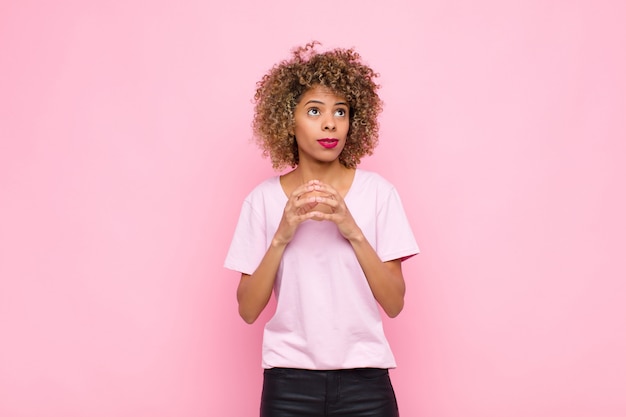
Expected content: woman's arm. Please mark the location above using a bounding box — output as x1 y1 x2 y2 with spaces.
347 235 406 317
306 182 406 317
236 180 326 324
236 239 287 324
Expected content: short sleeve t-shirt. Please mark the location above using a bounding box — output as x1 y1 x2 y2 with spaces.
224 169 419 370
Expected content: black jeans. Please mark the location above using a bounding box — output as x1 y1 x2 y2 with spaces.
260 367 400 417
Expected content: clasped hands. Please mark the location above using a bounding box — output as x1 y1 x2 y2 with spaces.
275 180 362 244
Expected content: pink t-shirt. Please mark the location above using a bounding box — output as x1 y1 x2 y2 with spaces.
224 169 419 369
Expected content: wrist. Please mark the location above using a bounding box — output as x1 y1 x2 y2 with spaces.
345 228 366 244
271 236 290 249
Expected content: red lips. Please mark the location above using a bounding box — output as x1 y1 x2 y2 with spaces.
317 138 339 149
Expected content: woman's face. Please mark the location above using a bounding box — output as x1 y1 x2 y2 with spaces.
292 85 350 166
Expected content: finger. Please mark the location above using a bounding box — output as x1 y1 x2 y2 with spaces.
296 202 319 215
310 195 339 210
292 212 315 223
310 182 341 200
290 181 320 201
293 195 320 209
308 211 345 224
307 210 332 221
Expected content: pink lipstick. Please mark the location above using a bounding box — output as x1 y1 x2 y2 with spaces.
318 138 339 149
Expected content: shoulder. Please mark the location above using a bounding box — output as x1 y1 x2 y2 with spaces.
244 176 281 201
354 169 395 194
233 176 283 223
237 176 281 214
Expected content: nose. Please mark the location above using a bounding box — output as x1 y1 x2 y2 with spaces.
323 116 336 131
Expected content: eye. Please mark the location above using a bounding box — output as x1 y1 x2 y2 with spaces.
307 107 320 116
335 108 347 117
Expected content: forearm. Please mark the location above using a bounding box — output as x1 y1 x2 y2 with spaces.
348 231 406 318
236 238 287 324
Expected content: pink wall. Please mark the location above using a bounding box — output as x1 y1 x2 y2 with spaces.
1 1 625 416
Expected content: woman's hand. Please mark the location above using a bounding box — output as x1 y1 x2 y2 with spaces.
273 180 328 245
304 181 363 242
274 180 363 244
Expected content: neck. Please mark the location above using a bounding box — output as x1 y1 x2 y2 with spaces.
294 160 349 185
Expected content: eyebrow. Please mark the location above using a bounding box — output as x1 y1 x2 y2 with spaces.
304 99 349 107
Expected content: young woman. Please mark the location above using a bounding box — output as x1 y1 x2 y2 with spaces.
224 42 419 417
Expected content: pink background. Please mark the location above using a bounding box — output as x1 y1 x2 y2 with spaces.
1 1 625 416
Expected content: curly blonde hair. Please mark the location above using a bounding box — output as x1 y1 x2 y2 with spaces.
253 42 382 170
